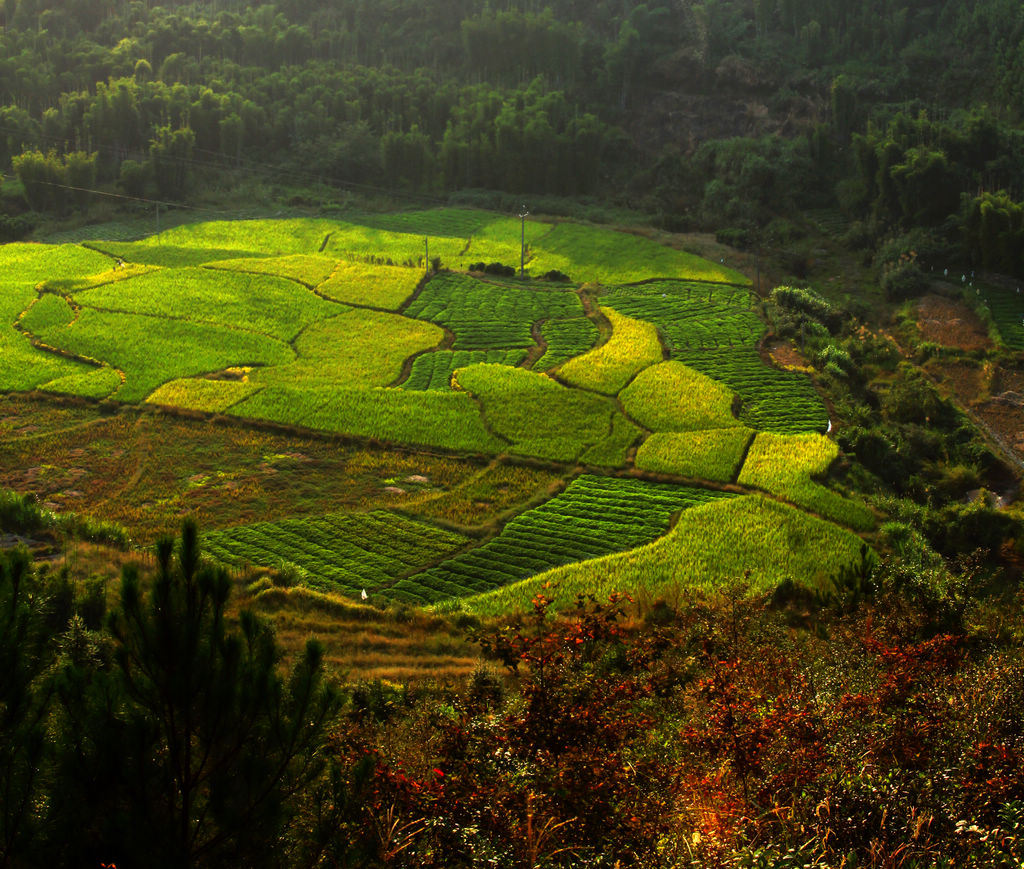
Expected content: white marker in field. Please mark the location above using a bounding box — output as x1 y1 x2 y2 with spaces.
361 588 368 601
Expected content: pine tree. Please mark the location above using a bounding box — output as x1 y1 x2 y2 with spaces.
0 548 53 867
50 520 340 867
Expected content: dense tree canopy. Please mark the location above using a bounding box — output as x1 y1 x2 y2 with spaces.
5 0 1024 276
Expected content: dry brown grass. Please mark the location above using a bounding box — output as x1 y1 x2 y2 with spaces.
20 541 482 686
915 294 992 351
0 393 485 543
403 459 563 529
241 584 482 684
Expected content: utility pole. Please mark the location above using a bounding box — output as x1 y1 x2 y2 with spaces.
424 235 429 272
156 202 160 238
518 204 529 276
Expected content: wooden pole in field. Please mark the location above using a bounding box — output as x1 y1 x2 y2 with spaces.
518 204 529 276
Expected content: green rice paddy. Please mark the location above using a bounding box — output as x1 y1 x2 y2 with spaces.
1 208 872 610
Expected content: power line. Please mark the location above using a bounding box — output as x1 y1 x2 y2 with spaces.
27 178 235 213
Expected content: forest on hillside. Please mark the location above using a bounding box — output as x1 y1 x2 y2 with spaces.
5 0 1024 274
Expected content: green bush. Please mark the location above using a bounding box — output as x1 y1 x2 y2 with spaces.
880 261 927 301
0 214 33 242
772 285 839 329
715 227 752 250
818 343 854 373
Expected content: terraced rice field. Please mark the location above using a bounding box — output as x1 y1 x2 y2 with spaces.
454 364 613 461
0 208 875 613
528 223 750 285
204 511 470 597
675 346 828 433
72 266 342 341
620 361 741 432
602 280 762 351
535 317 599 370
581 413 644 467
975 281 1024 351
634 428 755 482
404 273 581 349
557 308 663 394
404 349 527 390
391 475 736 603
463 495 870 616
229 384 505 454
205 254 338 287
603 280 827 433
21 294 294 402
737 432 876 530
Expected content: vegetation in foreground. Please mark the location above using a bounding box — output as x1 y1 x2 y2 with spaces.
3 527 1023 868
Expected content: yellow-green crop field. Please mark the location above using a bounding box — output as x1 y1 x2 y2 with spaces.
557 308 663 394
620 361 740 432
461 495 868 616
737 432 876 530
1 207 871 612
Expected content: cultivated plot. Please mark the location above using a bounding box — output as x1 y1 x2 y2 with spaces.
404 273 581 349
464 495 870 615
394 475 736 603
205 511 470 598
0 209 876 610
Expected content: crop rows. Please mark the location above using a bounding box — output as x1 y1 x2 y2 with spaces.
464 495 870 616
204 511 470 597
404 273 581 349
404 349 526 390
392 475 735 603
602 281 763 352
534 317 598 370
978 283 1024 351
675 346 828 433
599 282 827 433
410 463 563 527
